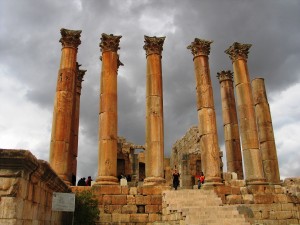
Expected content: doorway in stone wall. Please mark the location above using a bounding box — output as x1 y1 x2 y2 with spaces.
117 159 125 178
139 162 145 181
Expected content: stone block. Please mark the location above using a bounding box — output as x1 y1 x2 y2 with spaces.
226 195 242 204
274 194 288 203
214 186 232 195
112 213 130 222
121 186 129 194
22 200 33 220
102 195 112 204
281 203 295 211
247 185 268 194
107 205 122 213
111 195 127 205
240 187 248 195
92 184 121 195
253 194 274 204
151 195 162 204
130 214 149 223
242 194 254 204
136 195 151 205
127 195 136 204
0 197 18 219
231 186 241 195
276 211 293 220
222 172 232 181
129 187 138 195
145 204 160 213
148 213 162 222
141 185 170 195
122 205 137 214
100 213 112 223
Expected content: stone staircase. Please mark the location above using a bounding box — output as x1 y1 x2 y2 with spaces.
160 189 251 225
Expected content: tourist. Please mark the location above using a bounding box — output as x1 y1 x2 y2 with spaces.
172 169 180 190
198 172 205 189
86 176 93 186
77 177 86 186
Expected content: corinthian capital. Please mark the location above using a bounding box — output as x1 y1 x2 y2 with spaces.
59 28 82 48
143 35 166 56
225 42 252 62
217 70 233 83
100 33 122 52
187 38 213 57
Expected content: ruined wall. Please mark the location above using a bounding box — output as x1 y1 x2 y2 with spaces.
0 149 71 225
72 185 170 224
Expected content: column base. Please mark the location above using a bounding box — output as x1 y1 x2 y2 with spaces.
246 178 268 185
204 176 223 186
143 177 166 186
95 175 118 185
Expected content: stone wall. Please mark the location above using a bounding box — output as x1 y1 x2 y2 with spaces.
72 185 170 224
0 149 72 225
210 174 300 225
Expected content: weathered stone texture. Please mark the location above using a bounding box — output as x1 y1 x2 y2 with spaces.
0 149 71 225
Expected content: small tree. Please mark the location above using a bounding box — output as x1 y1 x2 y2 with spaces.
74 190 99 225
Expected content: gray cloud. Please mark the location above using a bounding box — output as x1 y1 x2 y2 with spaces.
1 0 299 180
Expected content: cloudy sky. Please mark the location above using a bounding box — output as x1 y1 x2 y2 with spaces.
1 0 299 181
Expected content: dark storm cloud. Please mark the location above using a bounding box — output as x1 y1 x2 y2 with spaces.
1 0 299 178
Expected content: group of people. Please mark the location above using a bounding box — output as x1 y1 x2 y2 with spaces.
77 176 93 186
172 169 205 190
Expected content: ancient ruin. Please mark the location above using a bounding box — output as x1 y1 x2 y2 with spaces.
1 28 300 225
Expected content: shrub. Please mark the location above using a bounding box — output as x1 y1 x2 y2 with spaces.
74 190 99 225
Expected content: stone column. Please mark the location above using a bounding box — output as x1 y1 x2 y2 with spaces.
217 70 243 179
187 38 222 185
71 65 86 182
50 28 81 185
143 35 166 186
225 42 266 184
252 78 280 184
96 33 122 185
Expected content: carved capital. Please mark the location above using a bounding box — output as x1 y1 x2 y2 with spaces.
100 33 122 52
187 38 213 57
117 54 124 70
77 70 86 82
225 42 252 62
217 70 233 83
143 35 166 56
59 28 82 49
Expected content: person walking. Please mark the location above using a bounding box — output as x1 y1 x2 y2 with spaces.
172 169 180 190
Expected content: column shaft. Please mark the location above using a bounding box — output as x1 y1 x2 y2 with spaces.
143 36 166 186
217 71 243 179
187 39 222 185
96 34 122 185
225 42 266 184
49 28 81 185
252 78 280 184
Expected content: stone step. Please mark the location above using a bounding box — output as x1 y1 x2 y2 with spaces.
162 189 251 225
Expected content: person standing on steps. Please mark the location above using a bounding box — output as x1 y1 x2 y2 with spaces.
198 172 205 189
172 169 180 190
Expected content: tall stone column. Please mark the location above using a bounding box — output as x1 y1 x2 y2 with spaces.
225 42 266 184
187 38 222 185
96 33 122 185
143 35 166 186
252 78 280 184
71 65 86 183
50 28 81 185
217 70 243 179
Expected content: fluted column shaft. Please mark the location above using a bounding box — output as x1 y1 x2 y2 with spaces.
187 39 222 185
96 33 122 185
252 78 280 184
225 42 266 184
143 36 166 186
217 71 243 179
70 67 86 181
50 28 81 185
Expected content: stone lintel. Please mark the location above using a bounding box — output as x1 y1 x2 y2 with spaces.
187 38 213 57
143 35 166 56
100 33 122 52
217 70 233 83
0 149 70 192
60 28 82 49
225 42 252 62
